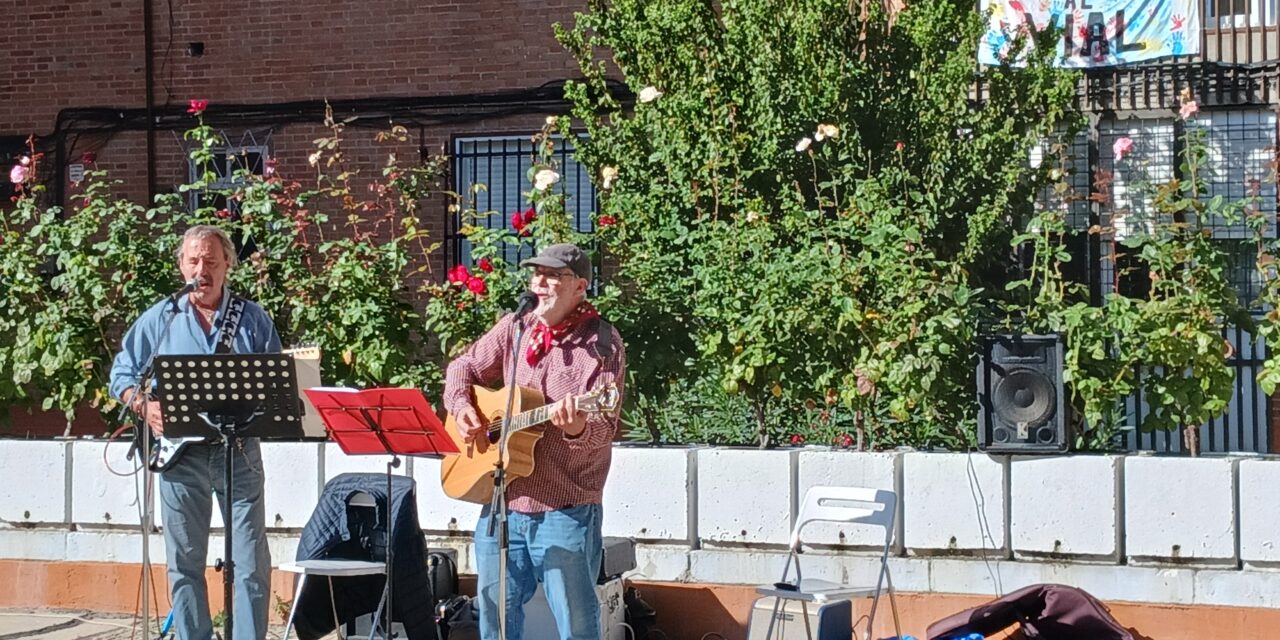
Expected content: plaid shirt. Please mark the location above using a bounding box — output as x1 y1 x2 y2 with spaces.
443 312 625 513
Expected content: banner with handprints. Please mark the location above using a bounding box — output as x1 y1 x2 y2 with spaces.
979 0 1199 68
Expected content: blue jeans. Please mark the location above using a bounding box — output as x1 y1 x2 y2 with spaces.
475 504 603 640
159 440 271 640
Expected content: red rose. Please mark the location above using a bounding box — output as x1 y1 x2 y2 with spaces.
477 258 494 273
80 151 96 164
895 141 905 152
789 434 805 445
467 276 487 295
840 434 854 447
214 209 232 219
512 207 537 235
598 215 617 227
187 99 209 115
448 264 470 284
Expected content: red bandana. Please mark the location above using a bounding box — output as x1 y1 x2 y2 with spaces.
525 302 600 366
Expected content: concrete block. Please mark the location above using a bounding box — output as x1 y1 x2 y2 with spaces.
412 456 482 533
631 544 692 582
927 559 1195 604
1011 455 1121 560
689 548 788 585
604 446 691 541
0 441 67 524
1124 456 1236 564
71 441 148 526
903 453 1007 555
260 442 320 529
1239 459 1280 565
0 529 67 561
1195 568 1280 608
696 449 792 545
796 451 900 550
65 530 163 564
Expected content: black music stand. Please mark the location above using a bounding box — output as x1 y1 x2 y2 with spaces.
304 387 457 640
153 353 303 640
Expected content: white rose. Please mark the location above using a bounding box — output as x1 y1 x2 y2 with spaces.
534 168 561 191
638 86 663 103
815 124 840 141
600 165 619 190
795 137 812 153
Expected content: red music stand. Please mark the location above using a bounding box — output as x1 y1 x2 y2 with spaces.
303 387 458 640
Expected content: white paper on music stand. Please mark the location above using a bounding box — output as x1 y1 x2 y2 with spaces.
284 346 327 438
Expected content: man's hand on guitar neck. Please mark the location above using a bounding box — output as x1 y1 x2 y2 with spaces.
123 387 165 436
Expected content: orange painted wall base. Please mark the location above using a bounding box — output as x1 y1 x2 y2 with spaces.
2 560 1275 639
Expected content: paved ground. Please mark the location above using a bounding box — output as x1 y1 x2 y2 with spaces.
0 611 316 640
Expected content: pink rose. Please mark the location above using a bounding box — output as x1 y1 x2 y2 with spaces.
598 215 618 227
9 164 28 185
187 99 209 115
1179 100 1199 120
466 276 487 295
1112 137 1134 162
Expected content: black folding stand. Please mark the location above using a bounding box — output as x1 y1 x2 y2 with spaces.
153 353 303 640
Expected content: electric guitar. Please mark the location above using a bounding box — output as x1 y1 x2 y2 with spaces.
439 383 621 504
147 346 321 472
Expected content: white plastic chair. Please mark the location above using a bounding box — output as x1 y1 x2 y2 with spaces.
754 486 902 640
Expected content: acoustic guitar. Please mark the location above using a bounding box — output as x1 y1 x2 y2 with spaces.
439 383 620 504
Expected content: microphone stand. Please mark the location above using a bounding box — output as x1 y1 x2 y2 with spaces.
487 303 533 640
115 294 185 640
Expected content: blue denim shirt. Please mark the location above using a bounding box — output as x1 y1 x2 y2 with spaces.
109 287 282 401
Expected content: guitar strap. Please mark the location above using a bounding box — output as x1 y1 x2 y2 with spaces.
594 318 615 361
215 295 247 354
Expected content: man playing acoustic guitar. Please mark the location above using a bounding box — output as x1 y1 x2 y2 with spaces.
443 243 626 640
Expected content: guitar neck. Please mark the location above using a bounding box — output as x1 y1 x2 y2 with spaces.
508 391 593 433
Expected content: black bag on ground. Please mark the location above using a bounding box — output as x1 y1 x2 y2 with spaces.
427 550 459 606
436 595 480 640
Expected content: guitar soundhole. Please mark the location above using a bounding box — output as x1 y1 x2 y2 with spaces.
487 432 499 445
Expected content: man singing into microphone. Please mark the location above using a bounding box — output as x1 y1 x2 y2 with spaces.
443 243 626 640
110 224 280 640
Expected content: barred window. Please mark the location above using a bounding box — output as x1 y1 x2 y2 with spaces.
450 135 597 268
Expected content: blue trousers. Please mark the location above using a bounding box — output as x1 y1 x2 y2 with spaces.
159 440 271 640
475 504 603 640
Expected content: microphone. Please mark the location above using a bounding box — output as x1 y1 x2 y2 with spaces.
170 278 202 304
513 291 539 318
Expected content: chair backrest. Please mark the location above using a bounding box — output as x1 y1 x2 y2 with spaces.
791 486 897 553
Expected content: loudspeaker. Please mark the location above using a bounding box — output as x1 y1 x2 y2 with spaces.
977 334 1068 453
746 597 852 640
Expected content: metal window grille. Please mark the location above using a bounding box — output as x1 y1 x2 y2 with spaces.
449 134 598 270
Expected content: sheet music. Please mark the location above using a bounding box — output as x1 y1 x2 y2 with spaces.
284 346 327 438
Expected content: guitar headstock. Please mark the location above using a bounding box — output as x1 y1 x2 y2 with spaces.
579 383 621 415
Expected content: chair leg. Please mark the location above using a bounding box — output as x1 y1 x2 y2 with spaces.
799 600 814 640
282 574 307 640
764 597 784 640
885 568 903 640
327 577 343 640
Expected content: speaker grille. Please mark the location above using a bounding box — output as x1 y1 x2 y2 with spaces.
977 334 1068 453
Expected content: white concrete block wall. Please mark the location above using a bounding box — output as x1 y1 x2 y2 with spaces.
604 446 691 541
412 456 482 533
261 442 321 529
1125 456 1237 564
903 453 1007 555
0 440 67 524
1010 455 1121 560
11 440 1280 611
696 448 792 545
1238 458 1280 566
796 451 901 551
70 440 149 526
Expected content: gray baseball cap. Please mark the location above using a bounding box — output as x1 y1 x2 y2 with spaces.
520 243 592 279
